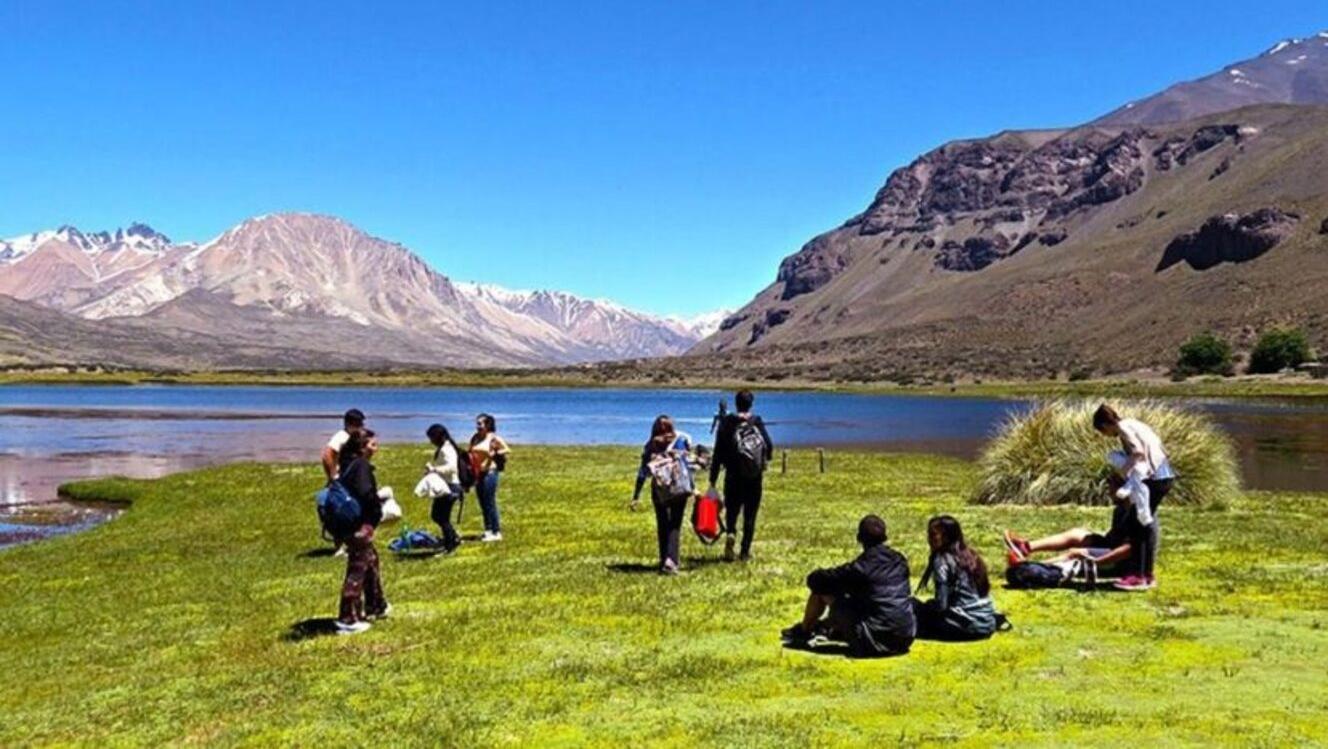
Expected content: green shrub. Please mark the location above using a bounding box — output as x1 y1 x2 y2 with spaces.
973 399 1240 507
1175 331 1233 377
1248 327 1312 374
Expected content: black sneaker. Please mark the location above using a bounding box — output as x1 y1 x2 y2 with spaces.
781 624 811 645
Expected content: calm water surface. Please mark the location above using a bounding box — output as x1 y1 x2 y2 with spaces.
2 385 1326 545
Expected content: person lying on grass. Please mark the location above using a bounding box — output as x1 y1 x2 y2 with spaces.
911 516 997 641
1002 487 1143 588
335 429 390 635
781 515 915 657
1092 403 1175 592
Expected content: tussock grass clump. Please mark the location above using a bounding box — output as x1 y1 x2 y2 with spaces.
973 399 1240 507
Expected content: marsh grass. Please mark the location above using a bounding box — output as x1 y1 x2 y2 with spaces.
973 399 1241 507
0 446 1323 746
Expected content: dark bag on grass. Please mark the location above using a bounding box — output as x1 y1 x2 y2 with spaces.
732 418 768 478
316 480 362 540
1005 561 1067 589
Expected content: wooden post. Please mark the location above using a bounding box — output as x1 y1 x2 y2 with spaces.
818 448 826 474
781 450 788 475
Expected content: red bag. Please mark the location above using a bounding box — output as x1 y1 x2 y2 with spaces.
692 488 724 545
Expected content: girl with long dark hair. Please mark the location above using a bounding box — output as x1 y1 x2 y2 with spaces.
632 415 694 574
425 423 464 552
912 515 996 640
470 413 510 542
335 429 389 634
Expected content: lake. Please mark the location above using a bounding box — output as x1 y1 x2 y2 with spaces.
2 385 1326 545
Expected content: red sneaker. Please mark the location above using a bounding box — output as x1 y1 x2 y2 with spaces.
1003 530 1031 562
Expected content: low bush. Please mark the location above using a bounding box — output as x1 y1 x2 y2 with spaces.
973 399 1240 507
1175 331 1233 377
1248 327 1312 374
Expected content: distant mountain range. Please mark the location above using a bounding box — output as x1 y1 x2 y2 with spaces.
0 213 727 370
692 30 1328 381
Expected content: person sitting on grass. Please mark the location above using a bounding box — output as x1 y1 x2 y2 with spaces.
781 515 915 657
912 516 997 641
631 415 694 575
335 429 390 635
1092 403 1175 592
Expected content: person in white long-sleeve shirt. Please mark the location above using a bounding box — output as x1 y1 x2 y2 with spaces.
1093 404 1175 591
423 423 464 552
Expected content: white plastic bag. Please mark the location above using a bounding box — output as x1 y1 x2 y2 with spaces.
414 473 447 499
1107 450 1154 526
378 486 403 523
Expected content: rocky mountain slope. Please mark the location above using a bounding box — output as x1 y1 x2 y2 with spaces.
1097 32 1328 125
695 103 1328 381
0 213 719 370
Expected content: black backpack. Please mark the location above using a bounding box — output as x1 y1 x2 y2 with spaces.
732 417 768 479
1004 561 1068 589
454 445 476 490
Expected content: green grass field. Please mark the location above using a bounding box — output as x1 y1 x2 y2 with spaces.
2 447 1325 747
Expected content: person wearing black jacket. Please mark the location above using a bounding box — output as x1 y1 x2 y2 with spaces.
708 389 773 561
335 429 389 634
781 515 916 657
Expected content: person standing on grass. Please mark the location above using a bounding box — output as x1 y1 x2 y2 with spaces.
709 389 773 562
335 429 389 635
631 415 694 575
470 413 511 543
322 408 365 481
425 423 464 553
320 408 365 556
1092 404 1175 591
912 516 997 641
781 515 915 657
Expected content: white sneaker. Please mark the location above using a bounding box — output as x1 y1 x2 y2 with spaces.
481 531 503 543
333 544 347 558
368 603 392 621
335 620 371 636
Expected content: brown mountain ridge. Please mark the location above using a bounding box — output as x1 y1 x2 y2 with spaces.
692 104 1328 381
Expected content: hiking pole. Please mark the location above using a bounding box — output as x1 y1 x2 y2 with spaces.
456 493 466 525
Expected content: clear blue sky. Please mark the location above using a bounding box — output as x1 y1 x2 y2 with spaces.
2 2 1323 316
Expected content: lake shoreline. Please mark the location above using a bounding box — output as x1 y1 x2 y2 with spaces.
4 367 1328 400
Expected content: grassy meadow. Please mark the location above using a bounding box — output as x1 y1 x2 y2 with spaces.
1 446 1325 747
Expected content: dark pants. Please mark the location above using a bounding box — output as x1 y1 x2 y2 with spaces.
339 525 386 623
1131 478 1171 578
652 493 688 568
724 475 763 556
430 483 463 549
476 471 501 533
911 599 990 642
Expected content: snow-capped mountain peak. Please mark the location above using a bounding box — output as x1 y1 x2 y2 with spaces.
0 212 712 366
1 222 173 262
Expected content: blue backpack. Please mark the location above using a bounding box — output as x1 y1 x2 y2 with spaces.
316 480 362 540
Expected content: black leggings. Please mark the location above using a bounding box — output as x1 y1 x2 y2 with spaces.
430 485 463 549
653 494 688 567
724 476 763 556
